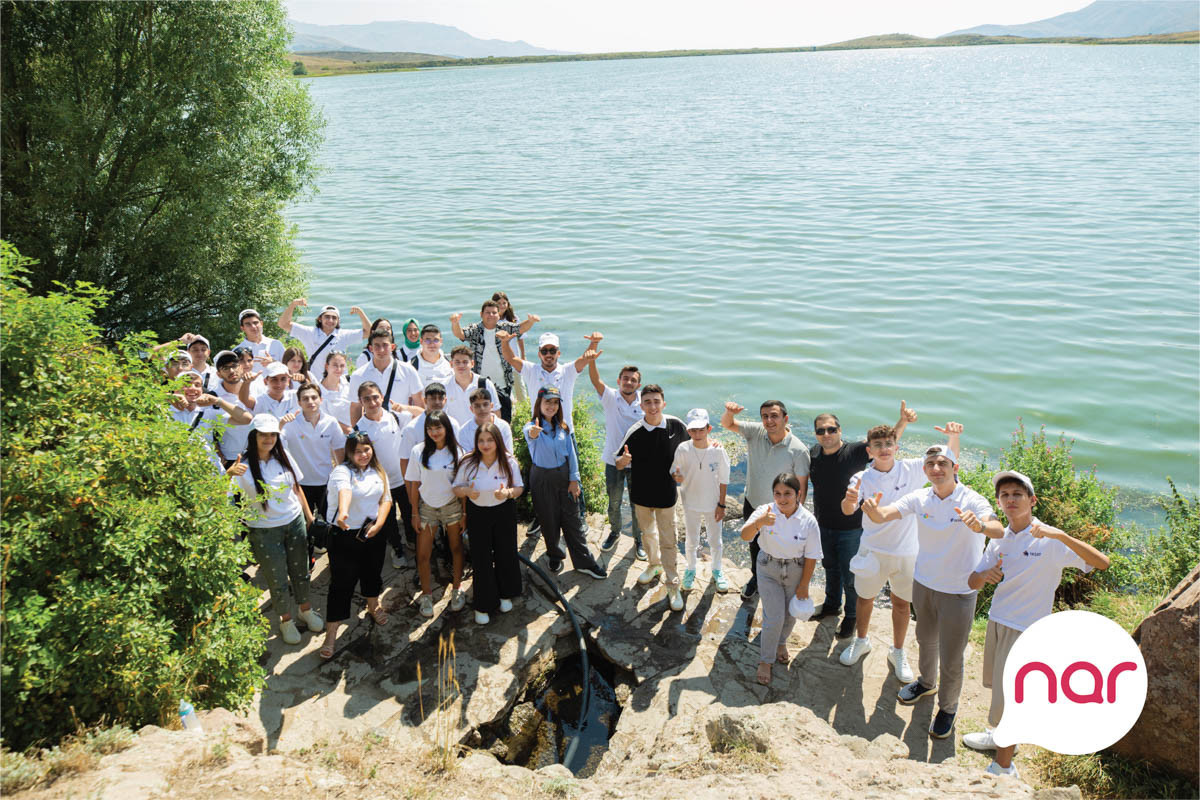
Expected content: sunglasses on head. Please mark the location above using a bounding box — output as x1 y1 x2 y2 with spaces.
347 431 370 442
815 426 840 435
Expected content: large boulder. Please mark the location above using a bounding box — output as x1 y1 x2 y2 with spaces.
1109 563 1199 782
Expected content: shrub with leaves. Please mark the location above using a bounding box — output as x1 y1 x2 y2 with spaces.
1 242 267 750
510 395 606 521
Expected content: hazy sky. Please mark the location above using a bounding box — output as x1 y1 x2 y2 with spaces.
284 0 1091 52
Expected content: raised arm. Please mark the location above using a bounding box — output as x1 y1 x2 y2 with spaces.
720 401 744 434
449 312 467 341
573 332 603 373
1033 521 1111 570
497 330 525 371
587 349 608 397
518 313 540 335
277 298 306 334
349 306 370 339
934 421 963 457
892 400 917 441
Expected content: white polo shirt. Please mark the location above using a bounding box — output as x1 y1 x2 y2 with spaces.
976 519 1091 631
236 336 284 364
399 412 463 465
325 464 387 529
671 440 731 512
746 502 823 561
353 410 413 489
600 387 643 465
171 404 230 469
453 455 524 508
348 358 423 407
211 384 253 462
405 443 466 507
894 483 995 594
414 352 454 388
848 457 926 557
235 457 304 528
459 415 515 454
520 360 581 427
289 322 363 377
444 374 500 427
281 412 346 487
319 377 352 427
254 390 299 420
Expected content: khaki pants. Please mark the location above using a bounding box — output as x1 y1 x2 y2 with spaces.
635 504 679 585
982 619 1023 728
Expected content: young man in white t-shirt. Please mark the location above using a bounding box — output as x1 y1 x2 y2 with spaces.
276 298 370 377
671 409 731 593
349 330 424 424
498 330 598 429
838 421 963 679
413 324 454 388
242 362 299 419
459 387 514 453
862 444 1004 741
235 308 285 365
585 341 645 557
962 470 1110 778
444 345 500 427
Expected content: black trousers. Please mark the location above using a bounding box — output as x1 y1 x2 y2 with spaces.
380 484 408 558
300 484 328 563
530 463 599 571
326 524 387 622
496 384 513 423
466 500 522 612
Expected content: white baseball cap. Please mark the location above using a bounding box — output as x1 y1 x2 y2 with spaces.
992 470 1035 495
923 444 958 465
538 332 560 349
168 350 192 364
685 408 710 429
264 362 289 378
237 308 261 324
319 305 340 318
250 414 280 434
187 335 210 349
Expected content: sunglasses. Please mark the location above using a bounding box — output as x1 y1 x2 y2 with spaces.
815 426 840 435
347 431 371 442
539 347 558 355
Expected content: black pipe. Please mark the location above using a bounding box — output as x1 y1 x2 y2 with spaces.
516 552 592 771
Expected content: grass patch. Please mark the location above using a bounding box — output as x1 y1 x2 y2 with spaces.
1086 588 1165 634
541 775 581 797
1033 749 1198 800
0 724 136 792
663 740 781 778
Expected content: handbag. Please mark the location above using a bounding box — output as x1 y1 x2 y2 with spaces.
309 516 335 550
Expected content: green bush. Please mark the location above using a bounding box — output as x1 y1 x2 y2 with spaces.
292 60 308 75
510 394 606 521
1 242 268 750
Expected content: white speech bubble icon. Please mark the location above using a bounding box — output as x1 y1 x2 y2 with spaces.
993 609 1146 754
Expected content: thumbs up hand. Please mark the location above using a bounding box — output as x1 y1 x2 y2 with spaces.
861 491 883 515
615 445 632 469
527 422 543 439
494 482 509 500
672 466 684 484
225 454 247 477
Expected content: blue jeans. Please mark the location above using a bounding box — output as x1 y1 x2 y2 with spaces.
819 526 862 617
604 463 642 542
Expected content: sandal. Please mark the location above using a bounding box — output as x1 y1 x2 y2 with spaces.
369 605 388 626
756 662 772 686
776 646 790 664
320 636 337 660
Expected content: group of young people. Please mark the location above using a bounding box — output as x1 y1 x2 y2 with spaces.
163 295 1110 779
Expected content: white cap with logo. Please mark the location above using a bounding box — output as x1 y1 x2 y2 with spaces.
538 332 560 349
685 408 710 429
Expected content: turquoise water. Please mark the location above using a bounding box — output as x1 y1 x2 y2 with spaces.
287 44 1199 494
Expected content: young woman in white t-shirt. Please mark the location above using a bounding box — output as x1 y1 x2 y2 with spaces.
319 351 353 434
452 423 525 625
320 431 393 659
282 346 319 390
229 415 323 647
404 411 466 618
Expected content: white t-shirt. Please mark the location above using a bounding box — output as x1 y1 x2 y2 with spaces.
319 378 353 427
210 385 252 462
235 457 304 528
405 443 466 507
480 328 506 386
348 358 423 407
848 457 926 557
670 440 731 512
520 360 581 427
747 502 823 561
415 352 454 388
195 364 218 391
399 412 464 465
325 463 387 529
600 387 643 465
281 412 346 487
452 455 524 508
459 415 515 454
353 410 413 488
236 336 284 364
444 374 500 427
894 483 996 595
289 322 363 377
254 390 299 420
171 404 230 470
977 519 1091 631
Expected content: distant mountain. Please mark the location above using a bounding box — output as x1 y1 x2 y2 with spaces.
944 0 1199 38
290 31 366 52
287 19 568 57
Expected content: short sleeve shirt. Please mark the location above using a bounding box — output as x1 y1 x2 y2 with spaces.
415 353 455 388
747 502 823 561
172 403 230 470
235 457 304 528
281 412 346 487
600 387 643 465
255 390 299 420
459 415 515 453
319 378 353 427
894 483 995 594
399 413 464 464
236 337 284 364
739 422 810 507
977 519 1091 631
325 463 386 529
452 455 524 508
520 360 581 428
354 410 412 488
810 441 871 529
671 440 731 511
847 457 926 556
289 323 363 377
405 443 466 507
444 375 500 427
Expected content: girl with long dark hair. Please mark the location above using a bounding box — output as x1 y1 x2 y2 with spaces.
403 410 466 618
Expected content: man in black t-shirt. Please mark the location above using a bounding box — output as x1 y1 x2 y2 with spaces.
809 401 917 638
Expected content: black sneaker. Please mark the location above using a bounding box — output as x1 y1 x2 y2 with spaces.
897 680 938 705
812 603 841 620
578 565 607 580
836 616 857 639
739 576 758 599
929 709 956 739
600 531 620 552
548 558 564 574
635 544 648 561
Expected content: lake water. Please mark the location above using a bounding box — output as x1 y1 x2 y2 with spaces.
288 44 1199 495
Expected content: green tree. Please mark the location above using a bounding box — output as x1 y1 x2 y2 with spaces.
1 242 268 749
292 60 308 75
0 1 324 341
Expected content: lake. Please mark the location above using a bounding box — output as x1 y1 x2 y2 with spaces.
288 44 1199 496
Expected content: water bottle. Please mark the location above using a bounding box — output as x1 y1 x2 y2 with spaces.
178 700 203 733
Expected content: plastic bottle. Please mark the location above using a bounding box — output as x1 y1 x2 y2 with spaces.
179 700 203 732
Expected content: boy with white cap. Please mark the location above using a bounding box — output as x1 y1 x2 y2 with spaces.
861 443 1004 741
670 408 731 592
962 470 1110 777
183 334 217 389
838 421 963 679
276 298 371 376
236 308 285 364
243 362 299 419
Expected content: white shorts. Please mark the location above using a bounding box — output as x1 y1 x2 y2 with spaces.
851 548 916 602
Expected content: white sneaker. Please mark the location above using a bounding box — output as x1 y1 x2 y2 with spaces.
985 761 1019 778
419 594 434 618
449 589 466 612
499 598 514 613
280 618 302 645
963 729 997 752
839 637 872 665
391 552 406 569
474 610 490 625
298 608 323 633
637 565 663 585
888 646 915 683
668 587 684 612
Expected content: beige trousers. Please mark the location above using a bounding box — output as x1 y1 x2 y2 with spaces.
635 504 679 585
